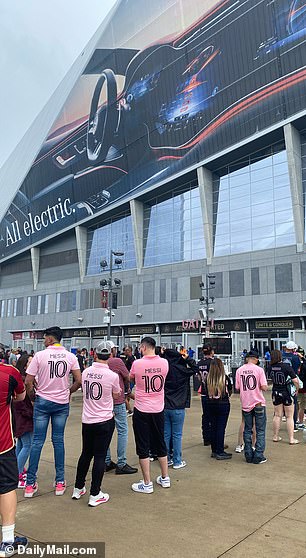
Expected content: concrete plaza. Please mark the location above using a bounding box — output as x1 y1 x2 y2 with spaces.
14 391 306 558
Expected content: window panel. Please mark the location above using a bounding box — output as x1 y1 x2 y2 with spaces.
229 269 244 297
190 276 202 300
87 213 136 276
0 300 5 318
143 281 154 304
251 268 260 295
171 278 178 302
275 264 293 293
214 144 294 256
144 184 206 266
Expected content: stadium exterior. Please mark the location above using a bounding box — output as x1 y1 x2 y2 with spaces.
1 0 306 355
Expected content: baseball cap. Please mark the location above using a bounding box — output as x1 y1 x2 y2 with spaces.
246 349 259 358
285 341 297 350
95 340 115 355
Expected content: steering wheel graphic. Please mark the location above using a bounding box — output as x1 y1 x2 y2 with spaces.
87 69 118 163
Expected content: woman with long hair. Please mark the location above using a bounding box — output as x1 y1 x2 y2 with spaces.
268 349 300 444
205 358 232 460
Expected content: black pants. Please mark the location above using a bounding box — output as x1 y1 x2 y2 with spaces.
206 399 230 455
75 418 115 496
133 408 167 459
201 396 212 444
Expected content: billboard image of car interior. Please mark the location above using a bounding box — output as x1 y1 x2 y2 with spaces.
1 0 306 259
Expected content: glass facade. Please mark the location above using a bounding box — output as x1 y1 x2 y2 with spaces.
213 143 295 256
143 182 205 267
301 130 306 240
87 213 136 276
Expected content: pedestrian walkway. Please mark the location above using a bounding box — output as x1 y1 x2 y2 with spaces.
14 391 306 558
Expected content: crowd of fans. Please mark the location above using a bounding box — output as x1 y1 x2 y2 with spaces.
1 329 306 556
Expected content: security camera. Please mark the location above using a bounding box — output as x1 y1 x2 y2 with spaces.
77 317 84 322
136 312 142 318
208 307 215 312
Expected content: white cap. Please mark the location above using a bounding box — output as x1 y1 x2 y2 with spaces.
285 341 297 350
95 340 115 355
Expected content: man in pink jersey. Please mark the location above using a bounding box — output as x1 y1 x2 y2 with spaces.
130 337 169 494
235 349 268 464
24 326 81 497
72 340 121 507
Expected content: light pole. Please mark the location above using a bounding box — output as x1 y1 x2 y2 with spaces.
100 250 124 340
199 273 215 336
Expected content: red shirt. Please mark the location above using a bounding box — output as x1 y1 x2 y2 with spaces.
108 357 129 405
0 364 25 454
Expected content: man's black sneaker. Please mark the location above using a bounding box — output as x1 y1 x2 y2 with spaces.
105 461 117 472
211 452 217 458
216 452 232 460
254 457 267 464
0 536 28 557
115 463 138 474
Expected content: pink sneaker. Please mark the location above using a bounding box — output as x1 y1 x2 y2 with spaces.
24 483 38 498
55 481 66 496
18 474 26 489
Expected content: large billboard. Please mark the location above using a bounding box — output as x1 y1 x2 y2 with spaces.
1 0 306 260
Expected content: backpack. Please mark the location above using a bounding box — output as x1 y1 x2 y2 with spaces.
299 361 306 389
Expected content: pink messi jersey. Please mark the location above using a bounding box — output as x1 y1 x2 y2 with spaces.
82 362 121 424
26 345 79 404
131 355 169 413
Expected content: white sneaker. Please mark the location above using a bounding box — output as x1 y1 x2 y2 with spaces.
131 480 154 494
54 481 66 496
88 491 109 507
72 486 86 500
156 475 171 488
173 461 186 469
235 444 244 453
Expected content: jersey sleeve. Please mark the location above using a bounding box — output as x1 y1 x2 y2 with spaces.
118 359 129 381
259 368 268 386
71 354 80 370
112 374 121 394
130 361 136 378
13 368 25 394
235 369 241 390
26 353 39 377
284 363 297 379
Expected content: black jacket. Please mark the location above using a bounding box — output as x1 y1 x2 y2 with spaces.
163 349 199 410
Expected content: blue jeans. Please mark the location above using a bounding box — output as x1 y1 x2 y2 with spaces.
164 409 186 465
243 405 266 464
105 403 128 467
27 396 69 484
16 432 33 474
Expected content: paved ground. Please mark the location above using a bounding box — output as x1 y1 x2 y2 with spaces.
13 390 306 558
